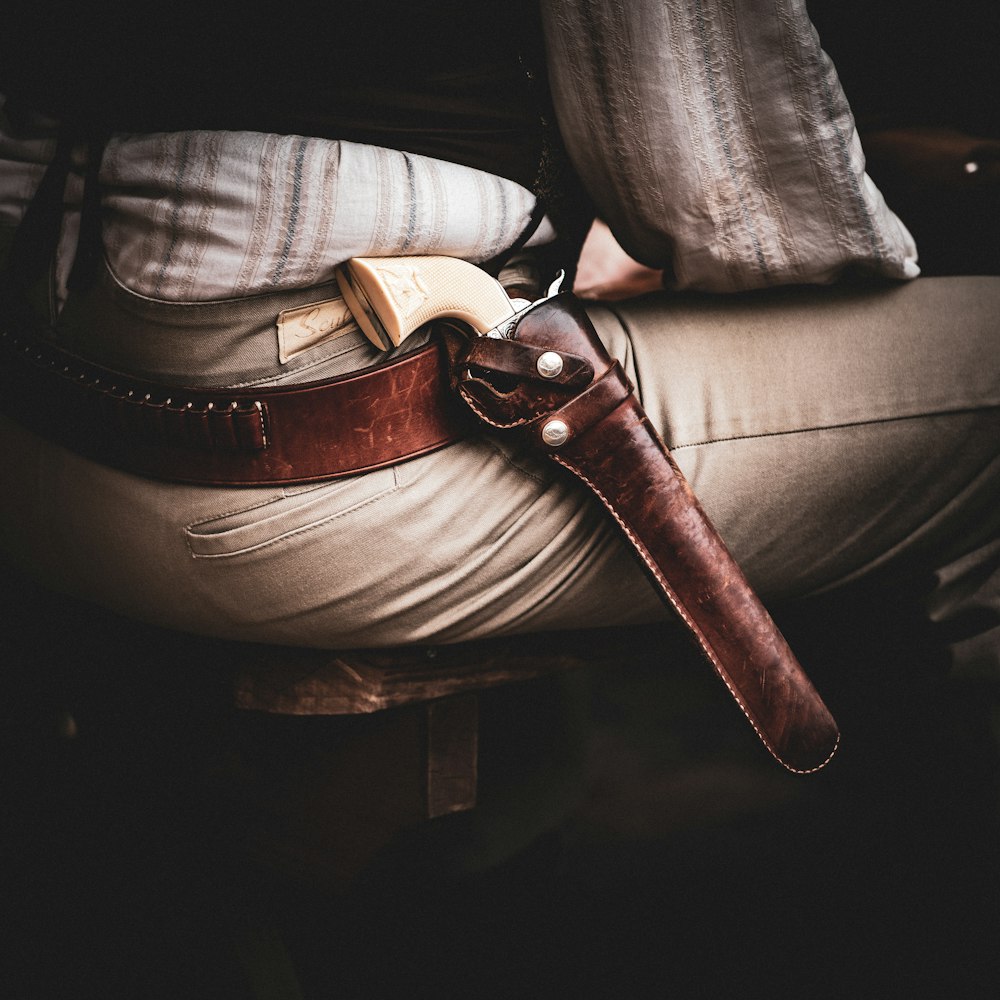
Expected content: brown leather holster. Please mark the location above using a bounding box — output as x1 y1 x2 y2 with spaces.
443 293 840 774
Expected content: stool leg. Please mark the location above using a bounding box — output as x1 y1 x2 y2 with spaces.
425 694 479 818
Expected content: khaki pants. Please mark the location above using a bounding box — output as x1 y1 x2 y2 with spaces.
2 275 998 680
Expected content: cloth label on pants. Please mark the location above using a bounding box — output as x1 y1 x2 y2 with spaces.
277 297 356 363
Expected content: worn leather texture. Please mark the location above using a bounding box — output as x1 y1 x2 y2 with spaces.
0 300 470 485
454 294 840 773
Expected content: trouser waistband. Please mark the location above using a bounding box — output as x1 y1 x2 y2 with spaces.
53 257 403 389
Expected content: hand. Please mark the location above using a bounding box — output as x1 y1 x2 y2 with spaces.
573 219 664 301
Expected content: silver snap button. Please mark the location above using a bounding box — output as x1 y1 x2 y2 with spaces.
541 419 570 447
536 351 564 379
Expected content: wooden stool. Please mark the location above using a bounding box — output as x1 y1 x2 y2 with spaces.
1 563 624 889
232 635 612 818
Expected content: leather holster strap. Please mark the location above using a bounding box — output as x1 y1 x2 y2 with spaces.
452 294 840 774
0 302 471 486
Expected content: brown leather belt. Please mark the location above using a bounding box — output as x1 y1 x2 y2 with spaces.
0 307 471 486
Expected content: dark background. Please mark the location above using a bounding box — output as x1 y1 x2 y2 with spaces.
3 2 999 997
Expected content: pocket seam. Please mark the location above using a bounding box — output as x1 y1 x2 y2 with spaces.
184 492 290 532
185 469 398 559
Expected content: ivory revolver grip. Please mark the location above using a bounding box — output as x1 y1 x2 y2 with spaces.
335 256 516 350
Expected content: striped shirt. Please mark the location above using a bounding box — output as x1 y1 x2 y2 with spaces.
0 101 554 309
